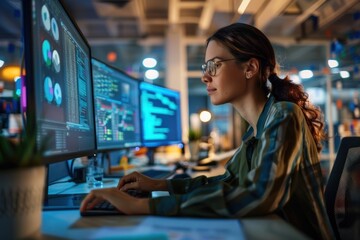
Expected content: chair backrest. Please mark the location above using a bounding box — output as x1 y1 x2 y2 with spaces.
324 136 360 240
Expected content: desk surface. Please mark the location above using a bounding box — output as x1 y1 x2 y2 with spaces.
39 210 309 240
42 151 309 239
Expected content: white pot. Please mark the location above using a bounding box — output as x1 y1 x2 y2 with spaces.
0 165 46 240
188 140 200 161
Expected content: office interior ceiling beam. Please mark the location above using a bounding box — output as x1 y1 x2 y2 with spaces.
232 0 266 25
281 0 327 36
92 0 139 38
240 0 267 14
198 0 215 35
317 0 358 29
179 2 205 9
133 0 147 36
255 0 293 30
105 19 119 36
168 0 180 24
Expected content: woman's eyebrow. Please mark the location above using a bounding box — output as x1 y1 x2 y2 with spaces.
205 56 223 62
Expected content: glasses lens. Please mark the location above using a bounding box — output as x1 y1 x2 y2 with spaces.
201 63 207 74
202 60 217 76
208 61 216 76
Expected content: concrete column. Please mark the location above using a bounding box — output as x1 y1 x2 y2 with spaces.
325 43 335 171
165 24 189 144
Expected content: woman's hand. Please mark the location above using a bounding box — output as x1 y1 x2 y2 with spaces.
80 187 150 215
117 171 168 192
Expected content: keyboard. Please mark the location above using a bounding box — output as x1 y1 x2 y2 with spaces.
141 169 174 179
80 190 150 216
104 168 174 179
80 200 122 216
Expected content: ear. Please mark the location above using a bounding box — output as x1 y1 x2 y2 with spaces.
244 58 260 79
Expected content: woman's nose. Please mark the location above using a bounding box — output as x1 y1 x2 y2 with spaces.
201 74 211 83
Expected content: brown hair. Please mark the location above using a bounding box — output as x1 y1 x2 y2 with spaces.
206 23 325 152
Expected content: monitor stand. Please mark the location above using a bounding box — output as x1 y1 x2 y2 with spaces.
146 147 156 166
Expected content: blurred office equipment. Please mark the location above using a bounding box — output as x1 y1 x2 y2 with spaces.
325 136 360 240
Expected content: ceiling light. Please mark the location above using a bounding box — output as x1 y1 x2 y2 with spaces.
199 110 211 123
327 59 339 68
142 58 157 68
1 65 21 81
340 71 350 79
144 69 159 80
238 0 251 14
299 70 313 79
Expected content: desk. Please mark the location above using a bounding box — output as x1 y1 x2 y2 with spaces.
41 151 309 239
39 210 309 239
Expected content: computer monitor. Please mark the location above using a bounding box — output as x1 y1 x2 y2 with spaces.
92 58 141 151
22 0 96 164
139 81 182 151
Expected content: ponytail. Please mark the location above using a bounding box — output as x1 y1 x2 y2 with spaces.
268 73 325 152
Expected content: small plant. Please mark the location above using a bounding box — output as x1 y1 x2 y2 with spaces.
0 126 47 169
188 129 201 141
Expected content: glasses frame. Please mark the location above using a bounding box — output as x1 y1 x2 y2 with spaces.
201 58 238 77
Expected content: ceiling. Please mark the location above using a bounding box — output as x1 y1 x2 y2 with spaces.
59 0 360 42
0 0 360 96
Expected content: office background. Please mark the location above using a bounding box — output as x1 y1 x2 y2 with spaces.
1 0 360 168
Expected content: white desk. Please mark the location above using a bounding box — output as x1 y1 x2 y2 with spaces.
39 210 309 240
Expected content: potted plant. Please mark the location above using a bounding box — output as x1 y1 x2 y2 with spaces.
0 125 48 239
188 129 201 161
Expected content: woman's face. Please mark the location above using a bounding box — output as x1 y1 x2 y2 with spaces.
201 40 247 105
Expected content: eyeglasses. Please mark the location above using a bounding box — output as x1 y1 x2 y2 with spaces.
201 58 238 76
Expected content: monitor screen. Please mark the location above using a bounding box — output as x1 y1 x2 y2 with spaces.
92 58 141 151
22 0 96 163
139 81 182 147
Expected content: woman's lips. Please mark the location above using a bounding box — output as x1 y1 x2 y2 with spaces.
207 87 216 94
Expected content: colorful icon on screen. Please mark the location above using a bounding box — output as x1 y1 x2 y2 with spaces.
42 40 52 67
52 50 60 73
44 76 54 103
41 5 51 31
51 18 59 41
54 83 62 106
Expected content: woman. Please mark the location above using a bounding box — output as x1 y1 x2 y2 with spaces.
81 23 333 239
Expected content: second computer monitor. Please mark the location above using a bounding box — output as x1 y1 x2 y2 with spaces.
139 81 182 148
92 58 141 151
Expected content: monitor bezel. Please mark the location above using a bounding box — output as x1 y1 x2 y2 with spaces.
91 57 142 152
22 0 97 164
139 81 182 148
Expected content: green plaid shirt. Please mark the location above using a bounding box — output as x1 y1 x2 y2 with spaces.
149 96 334 239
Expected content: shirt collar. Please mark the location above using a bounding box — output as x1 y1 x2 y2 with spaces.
242 95 275 142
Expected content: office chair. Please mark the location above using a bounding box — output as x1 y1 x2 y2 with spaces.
324 136 360 240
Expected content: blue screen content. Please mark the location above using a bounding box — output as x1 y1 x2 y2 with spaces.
92 58 141 151
23 0 96 162
139 82 182 147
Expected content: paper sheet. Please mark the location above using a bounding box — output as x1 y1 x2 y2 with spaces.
91 216 245 240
